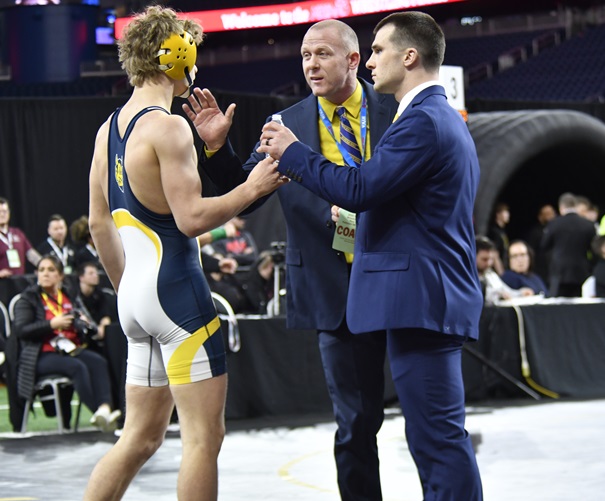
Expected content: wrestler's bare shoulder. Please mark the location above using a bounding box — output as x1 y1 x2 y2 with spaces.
132 111 191 145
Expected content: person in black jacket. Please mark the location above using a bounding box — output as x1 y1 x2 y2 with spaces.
36 214 77 275
13 255 120 432
542 193 597 297
487 202 511 275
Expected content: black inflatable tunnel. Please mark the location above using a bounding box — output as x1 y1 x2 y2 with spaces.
468 110 605 239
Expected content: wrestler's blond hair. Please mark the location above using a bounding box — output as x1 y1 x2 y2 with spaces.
118 5 204 87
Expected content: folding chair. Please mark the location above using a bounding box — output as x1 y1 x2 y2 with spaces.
211 292 241 353
21 375 82 434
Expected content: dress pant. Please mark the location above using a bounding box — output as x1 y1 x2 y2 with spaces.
37 349 113 413
318 321 386 501
387 328 483 501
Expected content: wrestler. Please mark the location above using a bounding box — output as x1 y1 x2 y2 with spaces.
84 6 286 500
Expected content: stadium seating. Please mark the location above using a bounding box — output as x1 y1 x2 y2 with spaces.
467 24 605 101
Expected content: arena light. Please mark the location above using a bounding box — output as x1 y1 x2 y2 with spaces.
115 0 466 38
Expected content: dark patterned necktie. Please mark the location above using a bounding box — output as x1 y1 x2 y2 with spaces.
336 106 362 168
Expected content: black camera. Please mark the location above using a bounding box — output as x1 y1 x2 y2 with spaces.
268 241 286 265
72 308 98 338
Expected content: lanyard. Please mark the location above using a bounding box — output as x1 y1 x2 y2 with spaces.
318 90 368 168
0 230 13 249
47 237 69 266
41 290 64 317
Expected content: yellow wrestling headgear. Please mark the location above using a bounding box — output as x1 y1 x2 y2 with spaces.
157 31 197 89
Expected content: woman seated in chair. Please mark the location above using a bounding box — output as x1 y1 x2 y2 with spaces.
13 254 120 432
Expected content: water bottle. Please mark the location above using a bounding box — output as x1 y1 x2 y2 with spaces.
265 114 283 158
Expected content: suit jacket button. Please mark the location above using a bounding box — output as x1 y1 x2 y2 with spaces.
325 220 332 228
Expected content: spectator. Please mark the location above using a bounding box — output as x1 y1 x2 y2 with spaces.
591 236 605 297
13 255 120 432
204 249 274 314
198 223 274 313
575 195 592 219
70 215 102 271
585 204 600 225
200 252 238 276
526 203 556 284
36 214 77 275
598 213 605 237
487 202 510 275
502 240 548 295
203 216 259 269
75 262 114 344
476 236 533 305
0 197 41 278
542 193 596 297
576 195 601 233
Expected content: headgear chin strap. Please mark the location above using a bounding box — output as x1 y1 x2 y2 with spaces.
157 31 197 96
176 69 196 98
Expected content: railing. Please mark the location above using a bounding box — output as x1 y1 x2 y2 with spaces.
532 29 563 56
466 63 493 86
80 59 124 78
498 46 528 72
442 9 570 40
468 28 566 85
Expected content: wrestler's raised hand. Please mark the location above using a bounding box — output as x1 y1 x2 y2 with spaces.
182 87 235 151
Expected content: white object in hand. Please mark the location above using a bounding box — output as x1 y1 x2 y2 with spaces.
265 114 283 158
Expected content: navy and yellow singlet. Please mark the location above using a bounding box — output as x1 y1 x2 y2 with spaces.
107 106 226 386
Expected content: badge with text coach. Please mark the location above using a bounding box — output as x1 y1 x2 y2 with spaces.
332 208 356 254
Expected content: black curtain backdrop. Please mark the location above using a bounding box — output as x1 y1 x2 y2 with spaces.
2 94 605 263
0 91 298 261
0 96 126 269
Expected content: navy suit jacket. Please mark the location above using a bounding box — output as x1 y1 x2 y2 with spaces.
278 85 483 339
201 80 397 331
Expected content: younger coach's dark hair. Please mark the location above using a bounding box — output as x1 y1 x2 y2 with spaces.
374 11 445 72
